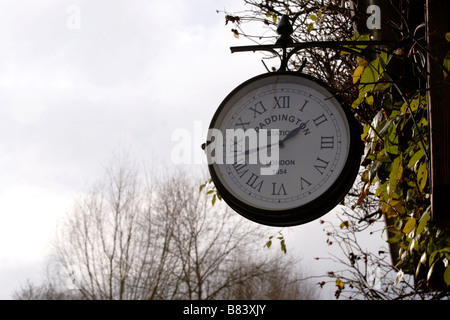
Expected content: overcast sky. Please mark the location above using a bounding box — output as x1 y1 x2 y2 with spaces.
0 0 386 299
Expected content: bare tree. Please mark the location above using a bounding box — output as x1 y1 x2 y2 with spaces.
53 153 179 300
219 254 319 300
15 152 318 300
12 280 83 300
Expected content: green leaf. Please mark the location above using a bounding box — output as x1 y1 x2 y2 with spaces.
361 123 370 140
403 218 416 234
342 33 370 54
272 14 277 23
429 250 439 266
416 208 431 235
374 81 392 92
351 96 364 109
444 266 450 286
375 181 388 197
386 124 400 155
280 239 287 254
408 149 425 169
266 240 272 249
387 233 403 244
446 32 450 42
310 14 317 21
444 50 450 78
360 52 388 84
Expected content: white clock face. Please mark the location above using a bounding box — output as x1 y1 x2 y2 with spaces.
208 73 359 225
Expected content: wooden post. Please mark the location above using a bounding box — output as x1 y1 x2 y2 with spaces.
427 0 450 228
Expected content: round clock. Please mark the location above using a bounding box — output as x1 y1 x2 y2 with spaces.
206 72 362 227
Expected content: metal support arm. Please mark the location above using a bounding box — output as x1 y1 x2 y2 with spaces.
230 40 404 72
230 15 407 72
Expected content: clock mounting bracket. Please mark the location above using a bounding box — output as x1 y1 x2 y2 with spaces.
230 14 409 73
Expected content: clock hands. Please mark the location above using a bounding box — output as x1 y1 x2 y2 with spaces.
244 121 310 155
279 121 309 148
244 142 278 156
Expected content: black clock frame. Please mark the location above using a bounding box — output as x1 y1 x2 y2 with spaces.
207 71 363 227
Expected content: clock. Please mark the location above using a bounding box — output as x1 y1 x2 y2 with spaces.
206 72 362 227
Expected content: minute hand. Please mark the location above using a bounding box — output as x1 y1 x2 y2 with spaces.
279 122 308 148
245 143 278 156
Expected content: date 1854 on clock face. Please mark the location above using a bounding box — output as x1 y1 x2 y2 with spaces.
206 72 362 226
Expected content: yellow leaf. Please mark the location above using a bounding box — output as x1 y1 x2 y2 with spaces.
417 161 428 192
353 65 365 84
352 96 364 109
336 278 345 290
361 123 370 140
357 57 369 67
389 156 402 196
416 209 430 235
403 218 416 234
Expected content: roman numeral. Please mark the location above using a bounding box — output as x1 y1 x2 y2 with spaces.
299 100 309 112
313 114 328 127
272 183 288 196
230 137 243 155
235 117 250 130
300 177 312 190
314 157 330 175
274 96 291 109
232 162 248 178
249 101 267 118
246 173 264 192
321 136 335 149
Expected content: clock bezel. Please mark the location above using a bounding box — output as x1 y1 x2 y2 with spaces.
207 71 362 227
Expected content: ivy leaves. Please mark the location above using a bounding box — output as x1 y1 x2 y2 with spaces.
352 52 390 109
199 178 222 206
350 41 450 288
265 233 287 254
